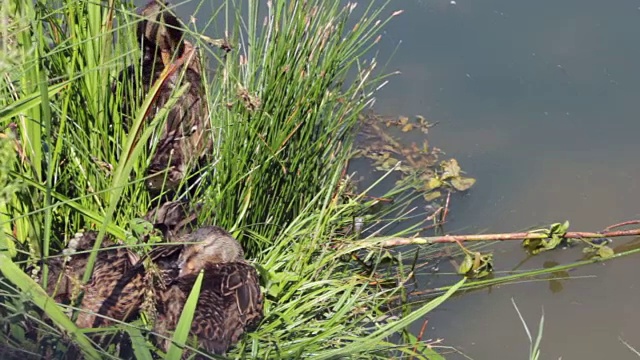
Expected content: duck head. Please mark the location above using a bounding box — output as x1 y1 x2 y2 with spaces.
137 0 185 65
176 226 245 277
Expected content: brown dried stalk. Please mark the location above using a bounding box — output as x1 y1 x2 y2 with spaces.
363 222 640 248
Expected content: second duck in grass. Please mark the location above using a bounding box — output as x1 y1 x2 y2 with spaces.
47 224 263 357
117 0 212 193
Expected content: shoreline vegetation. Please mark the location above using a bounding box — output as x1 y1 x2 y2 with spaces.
3 0 638 358
0 0 465 358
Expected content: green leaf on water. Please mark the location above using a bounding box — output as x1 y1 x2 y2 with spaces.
549 221 569 236
440 159 461 179
450 176 476 191
472 252 494 278
427 177 442 190
523 221 570 254
544 235 563 250
381 157 399 169
423 190 441 201
458 254 474 274
597 246 615 259
401 123 413 132
543 221 570 250
457 251 494 278
582 246 596 254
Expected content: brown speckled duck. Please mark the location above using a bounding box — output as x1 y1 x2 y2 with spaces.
153 226 264 356
46 222 263 356
45 201 195 328
46 231 144 328
118 0 211 192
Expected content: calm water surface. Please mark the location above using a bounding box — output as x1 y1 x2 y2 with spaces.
142 0 640 358
374 0 640 359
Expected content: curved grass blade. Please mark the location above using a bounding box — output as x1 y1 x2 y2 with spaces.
7 172 126 239
512 298 544 360
0 80 69 121
83 63 189 284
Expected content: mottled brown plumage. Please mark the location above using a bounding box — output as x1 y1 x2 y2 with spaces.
46 232 145 328
137 0 186 66
144 200 201 238
153 226 264 356
46 225 263 356
119 0 211 191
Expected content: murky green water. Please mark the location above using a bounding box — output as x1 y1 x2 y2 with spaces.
138 0 640 358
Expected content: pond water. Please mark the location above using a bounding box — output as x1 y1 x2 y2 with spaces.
137 0 640 358
372 0 640 358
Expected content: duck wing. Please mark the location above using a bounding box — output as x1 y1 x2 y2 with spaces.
44 231 144 328
46 231 117 304
144 50 209 192
71 233 145 328
155 261 264 355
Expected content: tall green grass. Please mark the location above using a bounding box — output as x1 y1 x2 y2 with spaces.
0 0 460 358
204 1 404 255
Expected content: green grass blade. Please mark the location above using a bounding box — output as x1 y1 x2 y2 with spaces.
532 311 544 360
125 326 154 360
166 270 204 360
0 254 101 359
9 172 126 239
316 278 466 359
82 67 187 284
0 80 69 120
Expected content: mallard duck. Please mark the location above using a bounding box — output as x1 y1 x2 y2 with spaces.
46 224 263 356
46 200 196 328
118 0 211 192
153 226 264 356
46 231 145 328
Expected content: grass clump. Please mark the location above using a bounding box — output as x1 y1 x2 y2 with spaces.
0 0 461 358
